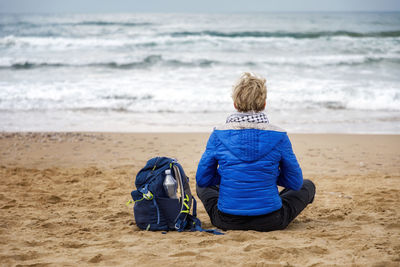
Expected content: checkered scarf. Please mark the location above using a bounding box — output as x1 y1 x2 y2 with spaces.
226 112 269 124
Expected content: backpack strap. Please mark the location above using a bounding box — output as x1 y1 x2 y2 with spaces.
172 164 189 229
172 163 224 235
174 193 191 231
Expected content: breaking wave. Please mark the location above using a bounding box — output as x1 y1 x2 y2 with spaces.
3 54 399 70
170 30 400 39
1 55 220 70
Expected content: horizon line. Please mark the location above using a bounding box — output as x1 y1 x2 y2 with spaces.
1 10 400 15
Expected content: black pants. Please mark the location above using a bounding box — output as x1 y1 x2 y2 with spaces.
196 179 316 232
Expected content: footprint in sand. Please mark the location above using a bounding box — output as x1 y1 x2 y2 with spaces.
385 223 400 230
243 244 264 252
47 195 62 204
170 251 197 257
9 251 39 261
1 199 16 209
228 232 258 242
115 211 131 218
88 254 103 263
196 239 221 247
260 247 285 260
41 222 57 229
61 242 86 249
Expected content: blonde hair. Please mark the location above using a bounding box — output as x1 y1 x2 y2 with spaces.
232 72 267 112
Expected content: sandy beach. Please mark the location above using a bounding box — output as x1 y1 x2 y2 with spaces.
0 132 399 266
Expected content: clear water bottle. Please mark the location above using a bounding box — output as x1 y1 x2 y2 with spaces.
163 169 177 199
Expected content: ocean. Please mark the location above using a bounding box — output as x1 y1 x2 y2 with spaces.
0 12 399 133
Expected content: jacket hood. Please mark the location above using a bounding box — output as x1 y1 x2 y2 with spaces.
214 123 286 162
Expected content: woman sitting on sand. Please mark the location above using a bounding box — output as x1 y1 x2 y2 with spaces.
196 72 315 231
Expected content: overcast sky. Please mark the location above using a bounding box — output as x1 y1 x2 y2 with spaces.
1 0 400 13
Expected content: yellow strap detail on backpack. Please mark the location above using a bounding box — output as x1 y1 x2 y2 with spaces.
143 191 153 200
183 202 190 210
181 194 190 213
184 194 189 202
126 197 145 206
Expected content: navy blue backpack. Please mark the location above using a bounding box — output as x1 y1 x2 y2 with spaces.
129 157 223 234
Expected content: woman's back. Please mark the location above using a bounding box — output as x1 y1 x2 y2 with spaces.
197 123 303 216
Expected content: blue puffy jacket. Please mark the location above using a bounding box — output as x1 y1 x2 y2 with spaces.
196 123 303 216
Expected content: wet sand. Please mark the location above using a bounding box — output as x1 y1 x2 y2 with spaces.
0 132 399 266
